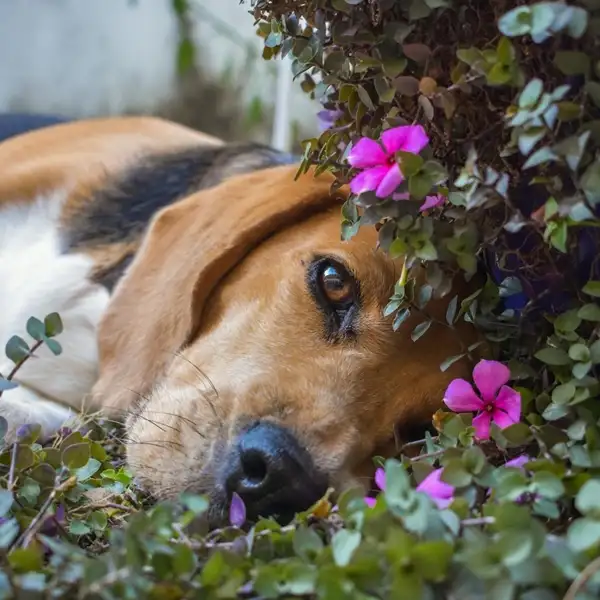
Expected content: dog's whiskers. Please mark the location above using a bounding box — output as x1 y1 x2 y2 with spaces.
171 351 222 424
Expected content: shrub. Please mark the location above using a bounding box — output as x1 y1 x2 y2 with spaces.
2 0 600 597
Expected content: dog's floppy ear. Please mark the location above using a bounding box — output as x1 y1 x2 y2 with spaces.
92 165 345 413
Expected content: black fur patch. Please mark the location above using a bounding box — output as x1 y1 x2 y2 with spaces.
63 142 298 290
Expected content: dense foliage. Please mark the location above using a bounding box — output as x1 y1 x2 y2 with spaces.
2 0 600 598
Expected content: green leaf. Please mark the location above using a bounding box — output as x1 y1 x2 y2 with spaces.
554 51 590 76
89 511 108 532
356 85 374 111
440 353 466 372
8 547 43 573
68 520 92 536
495 530 533 567
567 517 600 552
569 343 590 362
582 281 600 297
586 81 600 109
5 335 29 364
331 529 361 567
498 7 532 37
44 312 63 337
446 295 458 325
412 541 453 582
590 339 600 364
530 471 564 500
0 490 14 518
411 320 432 342
523 146 558 169
181 494 209 515
551 382 575 405
579 303 600 322
26 317 45 341
396 151 424 177
441 460 472 487
575 479 600 516
393 308 411 331
519 78 543 108
534 347 570 366
74 458 101 482
61 443 91 470
293 526 324 560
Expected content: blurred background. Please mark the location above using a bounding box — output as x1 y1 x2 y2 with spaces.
0 0 320 152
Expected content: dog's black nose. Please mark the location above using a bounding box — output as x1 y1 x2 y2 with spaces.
224 421 328 523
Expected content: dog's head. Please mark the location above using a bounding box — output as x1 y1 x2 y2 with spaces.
92 164 475 525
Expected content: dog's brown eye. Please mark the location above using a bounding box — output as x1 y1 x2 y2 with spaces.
320 263 354 305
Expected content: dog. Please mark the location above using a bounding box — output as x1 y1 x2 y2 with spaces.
0 115 475 524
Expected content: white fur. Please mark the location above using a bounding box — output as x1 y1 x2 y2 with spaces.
0 195 110 439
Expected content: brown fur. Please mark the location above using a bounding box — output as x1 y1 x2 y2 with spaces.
0 116 477 519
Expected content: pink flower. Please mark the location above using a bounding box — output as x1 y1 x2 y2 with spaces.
416 468 455 509
443 359 522 441
229 492 246 527
364 467 386 507
505 454 530 469
347 125 429 198
391 191 446 212
419 193 445 212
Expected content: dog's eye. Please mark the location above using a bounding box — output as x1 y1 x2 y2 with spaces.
319 263 354 306
308 257 359 340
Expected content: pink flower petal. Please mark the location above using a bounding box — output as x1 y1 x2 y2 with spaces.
416 468 455 508
433 496 454 510
472 411 492 441
347 137 388 168
364 497 377 508
492 408 518 430
443 379 484 412
381 125 429 155
420 194 445 212
375 164 403 198
349 165 390 195
392 192 411 201
505 454 530 469
229 492 246 527
494 385 522 423
473 359 511 403
374 467 386 491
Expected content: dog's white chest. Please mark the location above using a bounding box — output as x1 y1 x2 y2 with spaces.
0 194 110 438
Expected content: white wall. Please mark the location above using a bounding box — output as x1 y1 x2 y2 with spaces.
0 0 318 146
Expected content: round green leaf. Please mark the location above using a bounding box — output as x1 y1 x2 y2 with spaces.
61 443 91 470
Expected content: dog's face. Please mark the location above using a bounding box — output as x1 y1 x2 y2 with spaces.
93 166 473 525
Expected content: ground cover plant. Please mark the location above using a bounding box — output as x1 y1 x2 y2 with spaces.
2 0 600 598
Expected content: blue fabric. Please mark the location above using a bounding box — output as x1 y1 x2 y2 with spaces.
0 113 69 144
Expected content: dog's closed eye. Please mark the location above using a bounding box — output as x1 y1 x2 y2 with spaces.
307 256 360 341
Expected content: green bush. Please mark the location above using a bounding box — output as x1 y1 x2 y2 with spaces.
2 0 600 597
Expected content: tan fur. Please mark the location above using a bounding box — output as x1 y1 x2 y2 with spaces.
90 163 476 501
0 116 221 209
0 115 478 511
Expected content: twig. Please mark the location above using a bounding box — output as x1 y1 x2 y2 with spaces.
562 556 600 600
410 449 445 462
0 339 44 400
11 471 69 549
401 436 439 451
461 516 495 527
7 443 18 490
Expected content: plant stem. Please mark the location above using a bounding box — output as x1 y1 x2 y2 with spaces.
562 555 600 600
0 339 44 399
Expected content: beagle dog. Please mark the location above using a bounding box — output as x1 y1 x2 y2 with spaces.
0 115 475 524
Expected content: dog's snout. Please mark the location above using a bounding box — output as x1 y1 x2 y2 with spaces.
224 421 328 523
